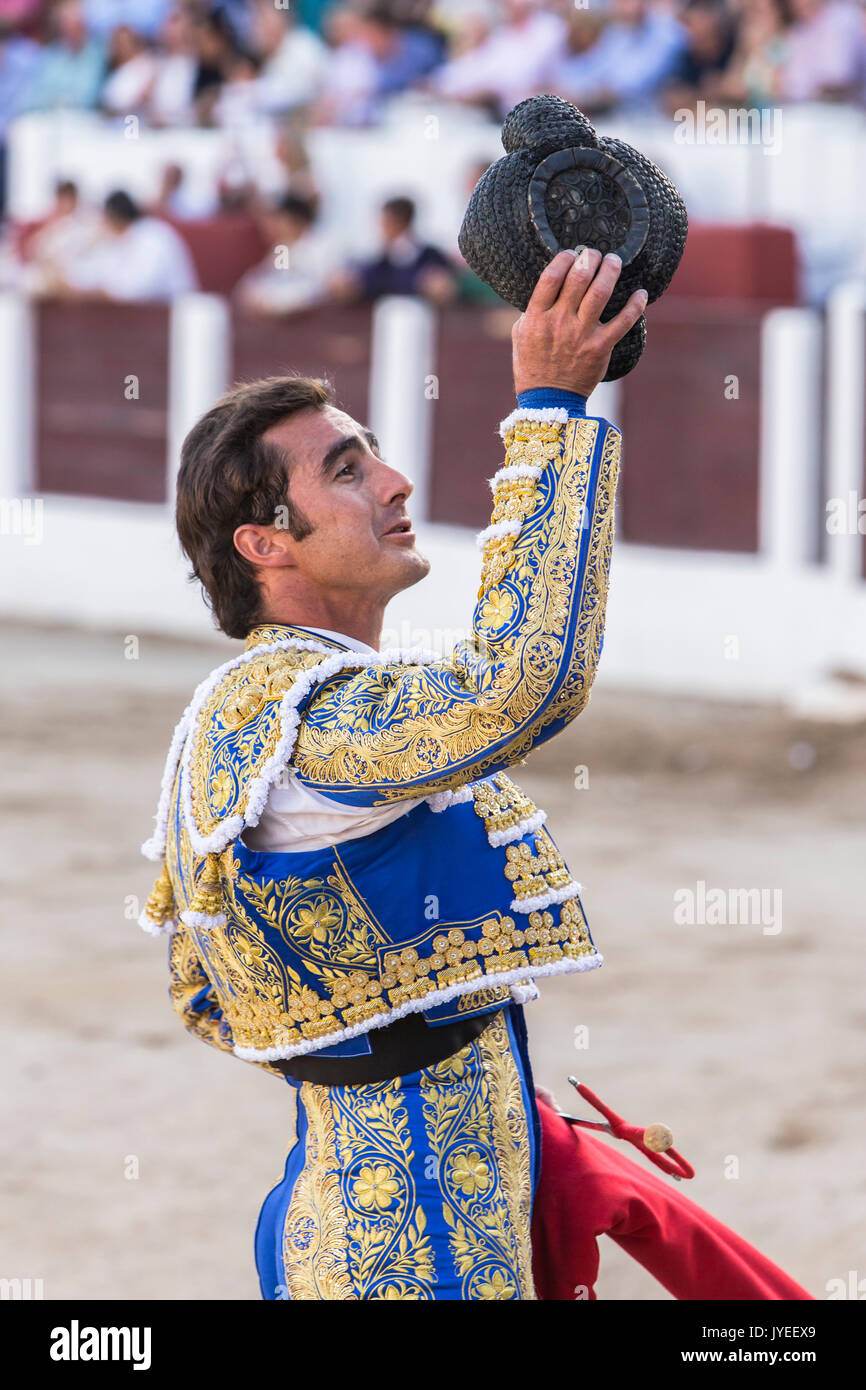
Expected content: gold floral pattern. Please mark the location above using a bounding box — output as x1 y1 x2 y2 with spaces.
278 1011 536 1299
472 771 541 839
420 1011 536 1299
284 1077 435 1299
503 827 574 902
166 799 596 1059
184 416 618 810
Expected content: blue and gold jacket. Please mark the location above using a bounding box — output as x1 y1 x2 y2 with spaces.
140 397 621 1075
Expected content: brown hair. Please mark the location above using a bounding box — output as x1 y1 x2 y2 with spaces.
176 374 334 639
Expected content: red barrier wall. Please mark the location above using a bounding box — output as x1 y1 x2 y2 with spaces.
665 222 799 306
231 304 373 420
35 301 169 503
428 305 516 528
618 301 762 552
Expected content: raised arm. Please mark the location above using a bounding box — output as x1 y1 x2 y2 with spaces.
291 250 645 805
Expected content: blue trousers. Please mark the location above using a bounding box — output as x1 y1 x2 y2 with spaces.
255 1004 541 1300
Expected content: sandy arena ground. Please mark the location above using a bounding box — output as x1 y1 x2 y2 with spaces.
1 620 863 1301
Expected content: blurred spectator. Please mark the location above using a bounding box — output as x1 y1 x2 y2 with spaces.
0 0 46 36
251 0 327 114
296 0 338 35
101 25 157 116
779 0 865 102
714 0 792 106
212 45 263 131
0 31 40 215
357 3 445 96
663 0 738 111
315 2 445 125
83 0 172 40
549 0 687 115
314 7 379 125
330 194 458 304
188 5 240 126
431 0 566 118
272 120 320 205
24 0 106 112
61 188 197 299
19 178 101 293
147 5 197 126
147 161 202 218
234 192 336 314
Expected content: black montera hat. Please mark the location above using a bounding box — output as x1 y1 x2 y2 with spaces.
458 95 689 381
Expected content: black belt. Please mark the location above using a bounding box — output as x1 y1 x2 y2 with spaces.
272 1009 499 1086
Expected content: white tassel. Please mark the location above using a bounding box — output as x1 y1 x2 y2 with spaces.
511 880 583 915
486 808 547 847
487 462 543 491
498 406 569 438
475 518 523 548
179 909 227 931
426 783 476 813
137 909 177 937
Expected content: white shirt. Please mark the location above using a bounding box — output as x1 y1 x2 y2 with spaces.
242 627 428 854
66 217 197 301
235 228 337 314
148 52 196 126
255 27 328 113
433 10 566 112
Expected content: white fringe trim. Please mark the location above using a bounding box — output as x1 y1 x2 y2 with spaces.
509 979 540 1005
141 635 338 861
232 951 603 1062
179 909 227 930
138 910 177 937
475 518 522 549
177 640 443 858
498 406 569 438
426 783 476 813
511 879 583 915
488 463 543 492
141 700 197 862
487 807 547 847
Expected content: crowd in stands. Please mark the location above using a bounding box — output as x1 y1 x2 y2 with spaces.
2 0 864 135
0 0 864 307
2 175 474 309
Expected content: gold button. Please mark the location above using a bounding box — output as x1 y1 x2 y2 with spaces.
643 1123 674 1153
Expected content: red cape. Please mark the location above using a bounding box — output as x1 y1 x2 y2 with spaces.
530 1098 813 1301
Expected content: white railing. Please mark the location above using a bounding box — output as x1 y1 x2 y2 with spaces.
1 287 864 701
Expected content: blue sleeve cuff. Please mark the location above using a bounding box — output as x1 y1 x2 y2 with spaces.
516 387 586 417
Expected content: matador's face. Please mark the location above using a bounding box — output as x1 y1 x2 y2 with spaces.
253 404 430 603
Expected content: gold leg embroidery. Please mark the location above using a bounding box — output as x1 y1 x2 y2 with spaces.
420 1013 536 1300
283 1078 436 1300
282 1083 355 1300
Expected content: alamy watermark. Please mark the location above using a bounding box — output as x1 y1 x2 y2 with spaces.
674 101 783 157
674 879 782 935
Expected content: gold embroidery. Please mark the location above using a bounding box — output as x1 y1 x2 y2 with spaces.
471 771 540 839
290 418 610 801
282 1084 356 1300
503 827 573 901
478 422 562 598
141 862 175 927
187 647 326 838
169 811 595 1057
285 1077 436 1299
420 1011 535 1299
174 419 619 833
539 423 621 730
